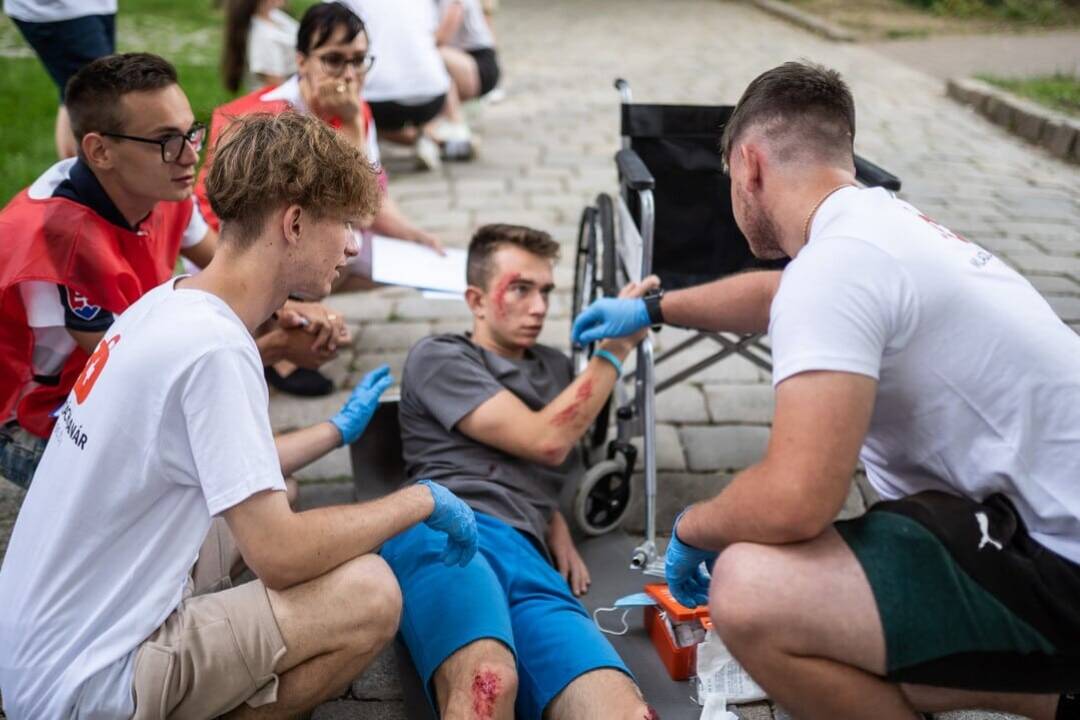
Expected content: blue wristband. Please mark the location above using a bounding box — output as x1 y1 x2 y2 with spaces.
593 348 623 377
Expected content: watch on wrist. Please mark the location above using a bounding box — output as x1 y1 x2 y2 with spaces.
643 289 665 326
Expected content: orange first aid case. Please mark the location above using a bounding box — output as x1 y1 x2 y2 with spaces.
642 583 710 680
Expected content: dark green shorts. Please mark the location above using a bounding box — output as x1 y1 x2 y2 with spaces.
836 491 1080 693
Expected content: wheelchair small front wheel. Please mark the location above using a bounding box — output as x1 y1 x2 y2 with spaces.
573 457 631 536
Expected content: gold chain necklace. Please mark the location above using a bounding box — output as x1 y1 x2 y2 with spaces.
802 184 855 245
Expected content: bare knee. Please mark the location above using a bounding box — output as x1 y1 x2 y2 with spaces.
332 555 402 646
436 643 518 716
708 542 775 648
466 659 518 714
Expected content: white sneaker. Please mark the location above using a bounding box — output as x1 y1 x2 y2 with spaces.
415 135 441 171
443 139 475 161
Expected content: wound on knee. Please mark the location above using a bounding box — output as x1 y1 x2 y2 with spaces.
472 670 501 719
644 705 660 720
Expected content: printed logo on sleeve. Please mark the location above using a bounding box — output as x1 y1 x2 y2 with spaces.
67 289 103 322
73 335 120 404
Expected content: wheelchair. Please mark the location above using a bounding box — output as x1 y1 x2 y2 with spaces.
569 79 902 575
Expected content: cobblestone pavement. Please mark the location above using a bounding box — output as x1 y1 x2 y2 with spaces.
867 29 1080 80
2 0 1078 717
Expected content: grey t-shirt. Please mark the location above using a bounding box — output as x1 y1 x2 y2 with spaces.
399 333 584 553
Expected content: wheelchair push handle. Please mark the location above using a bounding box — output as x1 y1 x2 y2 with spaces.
614 78 632 104
854 155 902 192
616 148 655 191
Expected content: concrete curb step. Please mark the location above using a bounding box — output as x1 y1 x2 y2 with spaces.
947 77 1080 165
749 0 856 42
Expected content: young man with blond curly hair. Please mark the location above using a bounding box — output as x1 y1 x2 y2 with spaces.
0 112 478 720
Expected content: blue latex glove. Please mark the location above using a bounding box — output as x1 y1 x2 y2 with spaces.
330 364 393 445
571 298 650 346
665 512 719 609
419 479 478 567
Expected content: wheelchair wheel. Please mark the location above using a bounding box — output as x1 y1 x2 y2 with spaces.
573 455 632 536
571 196 618 451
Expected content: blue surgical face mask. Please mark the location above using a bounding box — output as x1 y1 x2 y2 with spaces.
592 592 658 635
614 592 657 608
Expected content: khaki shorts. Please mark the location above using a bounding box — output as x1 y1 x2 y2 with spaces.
131 519 288 720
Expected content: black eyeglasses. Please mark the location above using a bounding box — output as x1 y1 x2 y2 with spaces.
316 52 375 77
101 122 207 163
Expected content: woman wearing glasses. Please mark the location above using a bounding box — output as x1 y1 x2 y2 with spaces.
196 1 445 396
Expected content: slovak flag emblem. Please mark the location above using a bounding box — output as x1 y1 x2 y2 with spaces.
68 289 102 322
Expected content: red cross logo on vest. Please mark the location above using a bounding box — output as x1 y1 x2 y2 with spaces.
73 335 120 404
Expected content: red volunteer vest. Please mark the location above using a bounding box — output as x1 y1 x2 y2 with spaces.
195 84 377 230
0 192 191 437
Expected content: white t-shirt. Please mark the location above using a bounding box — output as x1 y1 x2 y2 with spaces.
339 0 450 103
0 279 285 719
769 186 1080 564
3 0 115 22
246 8 298 89
438 0 494 51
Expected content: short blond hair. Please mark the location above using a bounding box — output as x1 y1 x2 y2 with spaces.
206 111 382 247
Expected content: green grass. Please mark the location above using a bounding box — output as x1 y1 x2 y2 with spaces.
980 73 1080 117
900 0 1080 24
0 0 321 204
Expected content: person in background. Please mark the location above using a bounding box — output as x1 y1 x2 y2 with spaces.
341 0 476 167
436 0 502 119
3 0 117 158
222 0 299 93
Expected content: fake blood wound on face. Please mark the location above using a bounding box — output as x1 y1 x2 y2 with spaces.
472 670 501 719
492 272 522 318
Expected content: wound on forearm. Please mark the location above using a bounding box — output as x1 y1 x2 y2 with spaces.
549 378 594 427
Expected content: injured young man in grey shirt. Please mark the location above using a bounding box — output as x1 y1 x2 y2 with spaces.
381 223 661 720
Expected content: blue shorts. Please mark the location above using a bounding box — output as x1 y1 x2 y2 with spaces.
13 14 116 99
381 512 632 720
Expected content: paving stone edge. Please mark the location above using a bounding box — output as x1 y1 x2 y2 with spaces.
946 76 1080 165
749 0 856 42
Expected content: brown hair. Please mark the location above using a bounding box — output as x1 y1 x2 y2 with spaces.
720 61 855 168
205 111 382 246
466 224 560 289
221 0 262 93
65 53 177 143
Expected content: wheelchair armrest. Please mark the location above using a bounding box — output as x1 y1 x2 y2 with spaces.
854 154 902 192
616 148 655 191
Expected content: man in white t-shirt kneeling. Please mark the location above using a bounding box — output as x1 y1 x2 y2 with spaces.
0 111 479 719
572 61 1080 719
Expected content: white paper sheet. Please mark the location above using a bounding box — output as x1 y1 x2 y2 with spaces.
421 289 463 301
371 234 467 294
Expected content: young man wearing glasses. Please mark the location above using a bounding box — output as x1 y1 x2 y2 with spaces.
0 52 346 488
